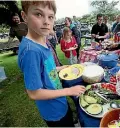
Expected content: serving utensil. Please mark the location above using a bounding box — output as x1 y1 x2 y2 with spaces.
110 102 120 108
95 91 109 102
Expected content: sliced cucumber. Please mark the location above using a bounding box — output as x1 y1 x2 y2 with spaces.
86 104 103 115
84 95 97 104
80 95 89 108
86 85 92 90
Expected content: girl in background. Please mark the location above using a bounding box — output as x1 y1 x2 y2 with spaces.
60 27 78 65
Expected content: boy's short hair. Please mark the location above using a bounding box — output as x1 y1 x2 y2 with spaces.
21 1 56 14
97 14 103 19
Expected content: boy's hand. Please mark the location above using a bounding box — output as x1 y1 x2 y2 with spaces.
68 85 86 96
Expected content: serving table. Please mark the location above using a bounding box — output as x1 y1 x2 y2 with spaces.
79 48 120 63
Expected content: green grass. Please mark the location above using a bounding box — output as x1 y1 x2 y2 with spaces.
56 44 69 65
0 52 46 127
0 45 77 127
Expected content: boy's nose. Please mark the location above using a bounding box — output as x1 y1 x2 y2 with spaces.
43 17 50 25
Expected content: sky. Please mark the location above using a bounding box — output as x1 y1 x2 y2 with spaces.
55 0 120 19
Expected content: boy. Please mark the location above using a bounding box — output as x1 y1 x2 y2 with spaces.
18 1 85 127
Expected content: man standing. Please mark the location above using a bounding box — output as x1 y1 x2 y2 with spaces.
7 13 28 53
91 14 109 42
112 15 120 32
73 16 81 30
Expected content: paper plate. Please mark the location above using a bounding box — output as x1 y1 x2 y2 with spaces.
59 64 84 80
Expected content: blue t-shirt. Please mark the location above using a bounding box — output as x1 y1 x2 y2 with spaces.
18 37 68 121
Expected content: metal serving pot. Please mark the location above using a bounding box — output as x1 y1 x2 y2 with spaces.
97 52 119 68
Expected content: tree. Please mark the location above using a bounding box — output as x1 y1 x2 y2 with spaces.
0 1 20 25
90 0 120 21
0 24 9 33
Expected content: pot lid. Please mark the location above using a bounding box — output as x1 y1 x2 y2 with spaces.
97 53 118 61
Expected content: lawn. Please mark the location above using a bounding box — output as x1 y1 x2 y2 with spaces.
0 44 76 127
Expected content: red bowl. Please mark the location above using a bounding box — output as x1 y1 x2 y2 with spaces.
100 108 120 128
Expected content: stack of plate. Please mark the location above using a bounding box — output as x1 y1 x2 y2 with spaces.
82 65 104 84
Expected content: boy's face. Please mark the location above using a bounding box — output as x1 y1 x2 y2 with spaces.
22 4 55 37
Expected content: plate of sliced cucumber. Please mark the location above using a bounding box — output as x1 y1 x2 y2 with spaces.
79 83 116 118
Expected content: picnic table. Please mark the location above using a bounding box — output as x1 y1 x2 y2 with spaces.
79 48 120 63
62 78 101 127
62 62 119 127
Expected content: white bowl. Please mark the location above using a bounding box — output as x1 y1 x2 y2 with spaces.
82 65 104 84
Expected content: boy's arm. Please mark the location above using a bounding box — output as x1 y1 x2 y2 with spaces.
21 51 85 100
26 85 85 100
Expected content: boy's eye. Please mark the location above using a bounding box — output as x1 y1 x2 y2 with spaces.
36 13 42 17
49 16 54 20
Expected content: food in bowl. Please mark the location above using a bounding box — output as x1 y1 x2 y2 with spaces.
71 67 80 76
104 66 120 84
59 64 84 80
63 73 68 78
108 120 120 128
110 76 117 83
86 104 103 115
82 65 104 84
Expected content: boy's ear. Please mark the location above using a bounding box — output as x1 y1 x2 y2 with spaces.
21 11 27 23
